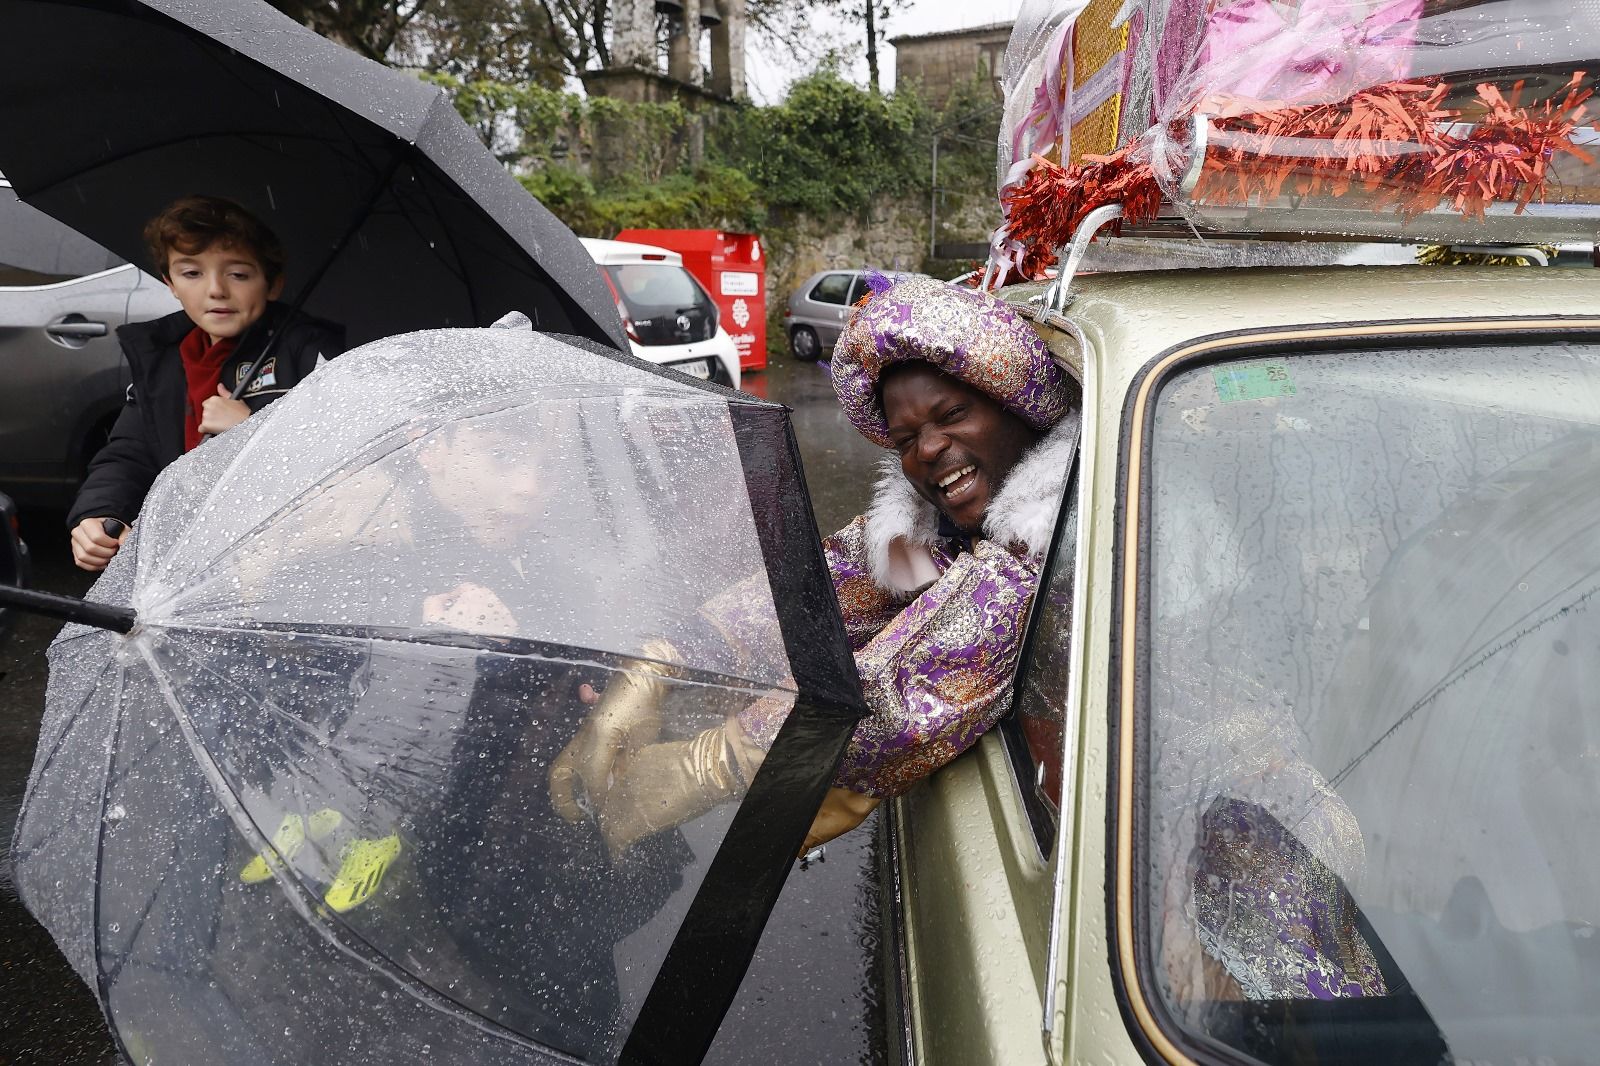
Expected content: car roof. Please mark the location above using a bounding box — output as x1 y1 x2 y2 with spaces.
578 237 684 266
801 268 868 281
1006 264 1600 391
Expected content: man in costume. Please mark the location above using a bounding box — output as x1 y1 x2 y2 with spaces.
549 272 1081 851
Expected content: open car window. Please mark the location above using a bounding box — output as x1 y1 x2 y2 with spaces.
1129 337 1600 1066
1007 462 1081 857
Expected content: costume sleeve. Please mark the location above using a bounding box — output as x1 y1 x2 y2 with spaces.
822 515 906 652
67 394 160 528
831 538 1039 798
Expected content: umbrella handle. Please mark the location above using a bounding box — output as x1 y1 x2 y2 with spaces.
0 586 136 634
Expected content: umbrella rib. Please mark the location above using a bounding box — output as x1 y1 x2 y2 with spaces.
155 620 797 700
225 149 408 399
98 862 175 986
408 166 478 319
12 654 121 810
89 659 132 1032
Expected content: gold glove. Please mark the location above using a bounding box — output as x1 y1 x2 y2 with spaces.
800 787 880 854
549 639 679 824
595 722 748 859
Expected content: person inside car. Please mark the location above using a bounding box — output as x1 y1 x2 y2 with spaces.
67 194 343 571
549 272 1082 855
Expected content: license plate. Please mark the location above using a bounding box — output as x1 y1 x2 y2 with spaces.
673 359 711 380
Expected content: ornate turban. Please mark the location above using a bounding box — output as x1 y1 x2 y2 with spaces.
829 273 1074 448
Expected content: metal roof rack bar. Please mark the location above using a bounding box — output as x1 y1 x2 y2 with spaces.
1041 204 1126 316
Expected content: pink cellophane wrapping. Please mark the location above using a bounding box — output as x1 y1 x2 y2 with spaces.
991 0 1600 280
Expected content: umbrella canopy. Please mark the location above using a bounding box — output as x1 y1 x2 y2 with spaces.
0 0 625 350
10 320 863 1064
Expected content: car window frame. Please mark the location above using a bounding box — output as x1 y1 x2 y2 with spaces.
846 275 867 305
0 180 125 286
1001 451 1081 859
1107 316 1600 1066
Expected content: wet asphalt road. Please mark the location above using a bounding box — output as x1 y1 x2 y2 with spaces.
0 354 888 1066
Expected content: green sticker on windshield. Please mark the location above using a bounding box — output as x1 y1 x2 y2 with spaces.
1213 361 1296 403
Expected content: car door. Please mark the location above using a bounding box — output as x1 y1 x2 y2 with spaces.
807 272 856 348
884 449 1085 1065
0 181 140 506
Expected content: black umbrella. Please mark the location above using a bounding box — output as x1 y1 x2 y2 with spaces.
0 0 626 353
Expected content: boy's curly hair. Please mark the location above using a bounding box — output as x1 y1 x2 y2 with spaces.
143 195 285 283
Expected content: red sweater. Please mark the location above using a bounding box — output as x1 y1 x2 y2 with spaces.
178 328 236 451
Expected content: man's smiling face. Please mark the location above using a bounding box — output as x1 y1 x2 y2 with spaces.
881 361 1040 536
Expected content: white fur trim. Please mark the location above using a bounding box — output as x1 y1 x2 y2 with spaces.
861 412 1080 593
983 408 1080 557
864 455 942 595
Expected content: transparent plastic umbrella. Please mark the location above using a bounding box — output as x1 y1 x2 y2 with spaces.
6 318 863 1065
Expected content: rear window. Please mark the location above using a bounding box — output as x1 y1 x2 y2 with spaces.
604 263 716 346
1129 339 1600 1065
808 274 854 305
0 186 122 286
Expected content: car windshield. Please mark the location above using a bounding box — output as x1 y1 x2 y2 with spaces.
605 262 716 345
1138 340 1600 1065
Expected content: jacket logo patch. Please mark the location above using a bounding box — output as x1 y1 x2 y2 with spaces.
238 357 277 393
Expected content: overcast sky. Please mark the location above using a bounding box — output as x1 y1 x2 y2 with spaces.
743 0 1026 103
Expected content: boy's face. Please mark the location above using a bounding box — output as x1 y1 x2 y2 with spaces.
416 425 545 546
164 242 284 344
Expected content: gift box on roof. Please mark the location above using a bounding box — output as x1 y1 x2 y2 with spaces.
992 0 1600 281
1065 0 1131 164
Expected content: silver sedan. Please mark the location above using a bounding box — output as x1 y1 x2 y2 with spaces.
783 269 868 362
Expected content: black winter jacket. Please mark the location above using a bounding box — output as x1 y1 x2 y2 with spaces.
67 303 344 528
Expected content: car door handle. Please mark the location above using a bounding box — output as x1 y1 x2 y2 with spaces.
46 319 108 339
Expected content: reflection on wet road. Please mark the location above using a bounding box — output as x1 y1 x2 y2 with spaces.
0 354 887 1065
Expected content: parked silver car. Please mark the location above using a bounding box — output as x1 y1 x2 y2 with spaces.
0 178 178 509
784 268 870 362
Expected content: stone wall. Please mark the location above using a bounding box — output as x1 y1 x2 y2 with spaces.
759 203 927 356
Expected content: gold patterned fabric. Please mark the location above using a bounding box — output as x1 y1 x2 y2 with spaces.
735 523 1041 799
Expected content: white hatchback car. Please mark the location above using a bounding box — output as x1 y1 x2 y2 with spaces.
580 238 741 389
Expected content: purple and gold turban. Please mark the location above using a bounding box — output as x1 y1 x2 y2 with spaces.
829 274 1074 448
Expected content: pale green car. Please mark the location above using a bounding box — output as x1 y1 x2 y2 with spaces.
884 264 1600 1066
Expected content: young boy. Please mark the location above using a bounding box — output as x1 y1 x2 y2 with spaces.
68 195 344 571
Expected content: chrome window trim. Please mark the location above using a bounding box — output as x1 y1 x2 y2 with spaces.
882 799 918 1066
0 261 139 293
1040 343 1095 1053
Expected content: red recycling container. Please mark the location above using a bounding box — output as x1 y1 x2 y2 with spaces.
613 229 767 371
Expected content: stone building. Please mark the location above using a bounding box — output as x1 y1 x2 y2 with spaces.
597 0 747 102
890 21 1012 109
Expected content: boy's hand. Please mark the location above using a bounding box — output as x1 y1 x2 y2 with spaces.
70 517 128 572
198 384 251 436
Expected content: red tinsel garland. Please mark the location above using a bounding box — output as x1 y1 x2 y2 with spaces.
1000 73 1594 278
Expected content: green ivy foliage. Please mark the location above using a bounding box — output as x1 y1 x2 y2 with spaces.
715 68 928 216
426 67 991 239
